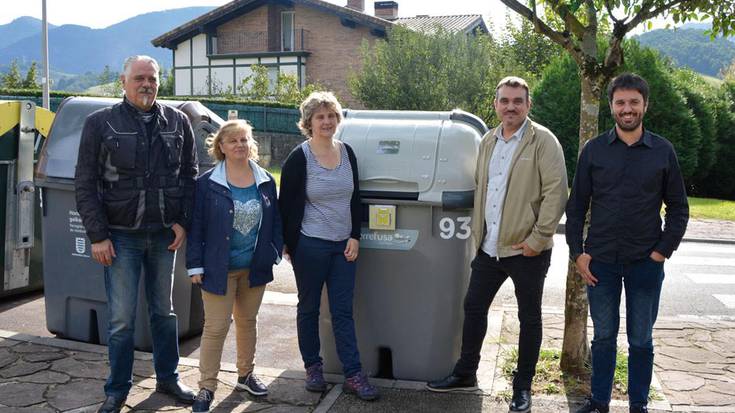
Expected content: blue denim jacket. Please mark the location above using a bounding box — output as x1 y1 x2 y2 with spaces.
186 160 283 295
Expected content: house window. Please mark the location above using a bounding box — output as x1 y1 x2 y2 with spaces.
281 11 294 51
209 35 218 54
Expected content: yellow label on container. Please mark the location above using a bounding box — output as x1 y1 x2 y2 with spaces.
369 205 396 231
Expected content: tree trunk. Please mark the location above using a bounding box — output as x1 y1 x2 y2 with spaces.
560 74 602 375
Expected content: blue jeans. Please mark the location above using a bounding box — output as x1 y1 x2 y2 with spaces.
104 229 180 398
587 256 665 407
292 234 361 377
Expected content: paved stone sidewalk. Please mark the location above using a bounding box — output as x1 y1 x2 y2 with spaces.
500 308 735 412
2 307 734 412
684 219 735 243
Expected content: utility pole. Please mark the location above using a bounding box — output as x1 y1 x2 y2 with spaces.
41 0 50 109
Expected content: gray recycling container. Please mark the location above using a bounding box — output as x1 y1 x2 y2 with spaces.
35 96 222 351
317 109 486 381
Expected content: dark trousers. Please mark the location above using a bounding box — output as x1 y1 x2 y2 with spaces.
453 249 551 390
292 234 362 377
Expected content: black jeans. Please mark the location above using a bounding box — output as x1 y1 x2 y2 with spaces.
453 249 551 390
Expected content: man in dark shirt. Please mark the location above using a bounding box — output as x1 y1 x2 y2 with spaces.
75 55 197 413
566 73 689 413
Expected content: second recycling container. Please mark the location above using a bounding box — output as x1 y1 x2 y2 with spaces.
35 97 222 351
317 109 487 381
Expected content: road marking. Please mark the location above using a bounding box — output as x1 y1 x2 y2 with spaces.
686 273 735 284
713 294 735 309
669 256 735 267
263 291 298 306
677 245 735 254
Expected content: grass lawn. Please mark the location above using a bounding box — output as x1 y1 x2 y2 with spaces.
686 197 735 221
267 166 281 185
499 347 661 401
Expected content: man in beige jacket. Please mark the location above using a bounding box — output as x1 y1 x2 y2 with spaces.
427 77 567 413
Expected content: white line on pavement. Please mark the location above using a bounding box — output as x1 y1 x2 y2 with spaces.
713 294 735 309
669 256 735 267
677 245 735 254
263 291 298 306
685 273 735 284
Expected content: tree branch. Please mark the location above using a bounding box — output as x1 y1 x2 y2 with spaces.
622 0 686 34
604 0 623 25
545 0 588 38
498 0 570 47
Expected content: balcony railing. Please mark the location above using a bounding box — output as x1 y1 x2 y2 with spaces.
215 29 310 55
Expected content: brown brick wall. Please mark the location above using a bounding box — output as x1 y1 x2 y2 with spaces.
294 4 379 108
217 6 269 54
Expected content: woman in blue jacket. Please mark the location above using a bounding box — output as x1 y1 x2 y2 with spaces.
187 119 283 413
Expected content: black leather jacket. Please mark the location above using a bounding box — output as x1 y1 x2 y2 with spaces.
74 98 198 243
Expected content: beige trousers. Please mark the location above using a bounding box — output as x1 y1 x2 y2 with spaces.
198 269 266 391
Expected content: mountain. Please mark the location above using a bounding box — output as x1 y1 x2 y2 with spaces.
0 7 214 76
0 17 57 50
636 28 735 77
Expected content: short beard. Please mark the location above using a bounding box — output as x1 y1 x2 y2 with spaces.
615 116 642 132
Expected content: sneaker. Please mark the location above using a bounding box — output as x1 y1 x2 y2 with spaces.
236 372 268 396
344 372 379 401
192 388 213 413
630 405 648 413
425 374 478 392
305 362 327 392
575 398 610 413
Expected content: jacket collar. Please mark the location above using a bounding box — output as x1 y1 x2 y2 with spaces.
122 96 169 128
209 159 271 189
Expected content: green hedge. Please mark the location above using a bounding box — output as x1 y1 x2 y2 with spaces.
0 89 301 135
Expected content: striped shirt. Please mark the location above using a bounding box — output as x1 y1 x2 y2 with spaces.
300 141 354 241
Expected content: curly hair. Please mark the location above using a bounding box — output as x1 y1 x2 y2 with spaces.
297 91 343 137
205 119 259 162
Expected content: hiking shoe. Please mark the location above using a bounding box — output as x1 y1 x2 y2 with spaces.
236 372 268 396
426 374 478 392
575 398 610 413
192 388 213 413
344 372 379 401
630 405 648 413
305 362 327 392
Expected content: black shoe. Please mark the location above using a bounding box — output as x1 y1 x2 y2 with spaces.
630 405 648 413
236 372 268 396
575 398 610 413
192 388 214 413
156 380 196 404
97 395 126 413
509 389 531 412
425 374 478 392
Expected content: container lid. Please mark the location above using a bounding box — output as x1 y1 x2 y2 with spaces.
35 97 223 180
337 109 485 207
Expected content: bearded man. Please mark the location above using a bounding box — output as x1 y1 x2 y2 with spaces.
566 73 689 413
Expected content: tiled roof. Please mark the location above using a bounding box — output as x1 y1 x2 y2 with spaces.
152 0 394 48
394 14 488 35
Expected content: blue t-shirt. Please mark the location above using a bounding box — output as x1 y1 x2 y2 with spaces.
228 183 262 270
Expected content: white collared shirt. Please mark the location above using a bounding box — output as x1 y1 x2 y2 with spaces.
481 118 528 257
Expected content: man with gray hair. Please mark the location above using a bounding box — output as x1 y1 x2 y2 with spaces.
427 76 567 413
75 55 198 412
